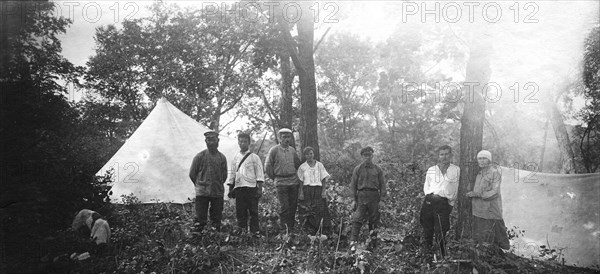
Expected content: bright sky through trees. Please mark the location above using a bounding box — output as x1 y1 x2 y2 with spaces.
54 1 599 133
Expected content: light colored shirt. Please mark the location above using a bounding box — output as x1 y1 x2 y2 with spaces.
471 166 503 220
91 219 110 244
424 164 460 206
264 145 301 186
228 151 265 188
297 161 330 186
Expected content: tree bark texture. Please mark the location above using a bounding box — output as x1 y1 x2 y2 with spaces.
456 30 493 240
288 2 319 161
545 98 576 174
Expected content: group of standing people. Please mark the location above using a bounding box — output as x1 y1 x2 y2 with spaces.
189 129 510 255
188 128 338 235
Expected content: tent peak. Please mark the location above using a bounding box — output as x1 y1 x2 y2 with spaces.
158 97 168 103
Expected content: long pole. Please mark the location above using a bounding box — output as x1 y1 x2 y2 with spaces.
256 131 268 154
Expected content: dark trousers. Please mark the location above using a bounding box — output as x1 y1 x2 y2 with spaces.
419 194 452 256
276 185 299 230
195 196 224 231
350 190 380 241
235 187 259 233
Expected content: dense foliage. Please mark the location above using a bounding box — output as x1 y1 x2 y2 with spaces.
12 172 599 273
0 2 113 271
2 1 598 273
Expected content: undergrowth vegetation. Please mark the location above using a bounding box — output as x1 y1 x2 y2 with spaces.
12 152 597 273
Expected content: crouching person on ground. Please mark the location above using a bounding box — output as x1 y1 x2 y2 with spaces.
90 216 110 256
71 209 110 256
71 209 97 238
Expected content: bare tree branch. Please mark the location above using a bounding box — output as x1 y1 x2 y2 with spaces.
220 113 241 130
313 26 332 53
278 22 304 75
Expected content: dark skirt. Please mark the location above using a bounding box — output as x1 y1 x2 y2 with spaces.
298 186 332 233
472 216 510 249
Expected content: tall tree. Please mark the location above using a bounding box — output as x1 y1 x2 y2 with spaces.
315 32 378 144
372 23 466 160
544 90 577 173
84 2 273 131
456 28 493 239
1 2 110 271
571 25 600 173
278 2 320 159
273 3 296 132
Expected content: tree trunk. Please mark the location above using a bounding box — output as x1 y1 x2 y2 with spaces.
545 98 576 173
278 51 294 130
294 2 319 161
274 2 296 149
209 112 221 131
209 100 222 131
539 119 549 172
456 29 493 240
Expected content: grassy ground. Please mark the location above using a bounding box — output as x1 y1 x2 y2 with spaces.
8 196 599 274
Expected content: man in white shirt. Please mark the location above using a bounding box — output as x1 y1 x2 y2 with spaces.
419 145 460 258
227 132 265 233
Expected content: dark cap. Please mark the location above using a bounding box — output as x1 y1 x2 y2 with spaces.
360 146 374 155
204 131 219 138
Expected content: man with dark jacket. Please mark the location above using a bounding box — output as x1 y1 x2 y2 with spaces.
189 130 228 231
264 128 301 231
349 146 386 246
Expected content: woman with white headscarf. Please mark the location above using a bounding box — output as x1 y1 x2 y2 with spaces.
466 150 510 250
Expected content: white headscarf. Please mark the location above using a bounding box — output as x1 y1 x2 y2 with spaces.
477 150 492 161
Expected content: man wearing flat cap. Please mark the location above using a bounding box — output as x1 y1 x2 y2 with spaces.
189 130 228 231
265 128 302 231
467 150 510 250
349 146 386 247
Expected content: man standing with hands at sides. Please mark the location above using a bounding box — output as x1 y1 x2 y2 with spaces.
419 145 460 258
349 146 386 248
227 132 265 234
189 131 228 232
265 128 302 232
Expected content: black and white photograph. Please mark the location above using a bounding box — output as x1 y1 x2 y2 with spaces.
1 0 599 273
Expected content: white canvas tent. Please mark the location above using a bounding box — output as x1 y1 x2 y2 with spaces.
97 98 238 203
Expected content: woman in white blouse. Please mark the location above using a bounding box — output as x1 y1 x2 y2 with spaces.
297 146 332 234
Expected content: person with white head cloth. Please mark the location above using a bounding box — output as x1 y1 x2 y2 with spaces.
466 150 510 250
